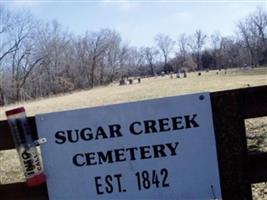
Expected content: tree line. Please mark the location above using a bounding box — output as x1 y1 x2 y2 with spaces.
0 6 266 106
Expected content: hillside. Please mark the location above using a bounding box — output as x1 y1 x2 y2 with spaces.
0 67 267 199
0 68 266 120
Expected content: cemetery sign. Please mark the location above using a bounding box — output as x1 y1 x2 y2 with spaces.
36 93 222 200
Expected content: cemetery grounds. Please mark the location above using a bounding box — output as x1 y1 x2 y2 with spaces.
0 67 266 199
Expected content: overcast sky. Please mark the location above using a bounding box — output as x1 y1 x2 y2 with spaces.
2 0 267 47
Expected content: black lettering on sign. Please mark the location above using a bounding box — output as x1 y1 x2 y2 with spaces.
97 151 113 164
114 174 124 192
95 176 104 195
109 124 122 138
95 127 108 140
144 120 157 133
72 142 179 167
67 129 79 143
114 149 127 162
129 114 200 136
129 121 142 135
80 128 93 141
55 131 66 144
166 142 179 156
54 114 199 144
105 175 113 194
152 144 167 158
140 146 152 159
135 168 170 191
171 116 184 130
94 174 125 195
72 153 85 167
184 114 199 128
85 152 97 166
125 147 138 160
54 125 123 144
158 118 171 132
21 150 35 176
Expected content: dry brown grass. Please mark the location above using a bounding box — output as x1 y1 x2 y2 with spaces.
0 68 266 119
0 67 266 198
246 117 267 200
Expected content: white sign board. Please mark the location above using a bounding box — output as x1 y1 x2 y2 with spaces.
36 93 222 200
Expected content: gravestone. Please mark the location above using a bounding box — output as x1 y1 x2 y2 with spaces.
119 79 126 86
183 71 187 78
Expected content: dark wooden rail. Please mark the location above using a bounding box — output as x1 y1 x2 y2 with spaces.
211 85 267 200
0 85 267 200
0 182 48 200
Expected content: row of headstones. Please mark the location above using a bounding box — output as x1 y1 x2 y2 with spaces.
119 68 231 86
167 68 229 78
169 71 187 78
168 71 203 78
119 78 141 86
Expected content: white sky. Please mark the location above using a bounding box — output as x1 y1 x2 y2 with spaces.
2 0 267 47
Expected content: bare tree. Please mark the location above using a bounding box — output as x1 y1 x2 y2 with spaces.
175 33 189 70
104 31 123 83
35 20 74 94
99 30 122 84
251 7 267 46
0 7 19 64
83 29 110 88
220 37 241 68
143 47 158 76
11 48 46 101
238 7 267 66
3 11 48 102
0 9 40 104
238 21 257 67
188 29 207 70
210 32 222 68
117 44 130 79
0 7 24 105
121 47 145 77
154 34 175 73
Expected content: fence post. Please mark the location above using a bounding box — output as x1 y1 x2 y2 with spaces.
211 90 252 200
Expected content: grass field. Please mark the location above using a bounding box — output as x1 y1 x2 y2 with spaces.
0 68 266 119
0 67 266 199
